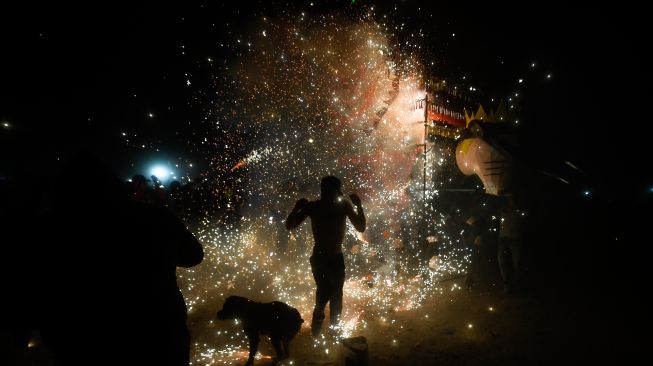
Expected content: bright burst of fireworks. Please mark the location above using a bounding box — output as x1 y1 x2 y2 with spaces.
178 9 471 365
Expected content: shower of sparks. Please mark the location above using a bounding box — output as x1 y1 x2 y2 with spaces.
176 10 472 365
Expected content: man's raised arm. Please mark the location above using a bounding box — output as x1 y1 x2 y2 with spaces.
347 193 366 232
286 198 310 230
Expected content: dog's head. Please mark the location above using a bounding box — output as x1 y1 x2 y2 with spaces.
217 295 251 320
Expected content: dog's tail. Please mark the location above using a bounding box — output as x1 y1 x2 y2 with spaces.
293 308 304 323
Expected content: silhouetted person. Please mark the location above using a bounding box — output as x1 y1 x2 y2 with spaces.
463 214 483 289
498 195 523 294
36 153 203 366
267 203 289 255
151 175 167 206
130 173 152 203
167 180 184 218
285 176 365 336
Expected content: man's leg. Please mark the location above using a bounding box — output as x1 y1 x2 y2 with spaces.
310 256 331 335
329 254 346 327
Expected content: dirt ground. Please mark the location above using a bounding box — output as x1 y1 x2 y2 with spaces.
227 268 636 366
215 265 641 366
5 267 643 366
5 208 646 366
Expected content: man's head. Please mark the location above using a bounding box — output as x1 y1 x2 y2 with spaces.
320 176 342 200
132 174 149 190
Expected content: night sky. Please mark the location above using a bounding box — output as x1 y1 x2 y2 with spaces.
2 1 650 198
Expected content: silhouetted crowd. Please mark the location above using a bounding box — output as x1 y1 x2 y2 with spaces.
1 153 526 366
1 154 205 366
127 173 246 230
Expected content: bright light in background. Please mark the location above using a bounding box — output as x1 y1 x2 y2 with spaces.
150 165 174 182
583 190 591 197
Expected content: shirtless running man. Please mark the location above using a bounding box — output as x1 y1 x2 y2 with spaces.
285 176 366 335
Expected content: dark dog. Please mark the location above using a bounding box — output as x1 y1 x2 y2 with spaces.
217 296 304 365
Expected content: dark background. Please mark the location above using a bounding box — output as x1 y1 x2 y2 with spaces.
2 1 650 193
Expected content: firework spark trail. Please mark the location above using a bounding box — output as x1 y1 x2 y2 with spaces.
180 11 471 365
